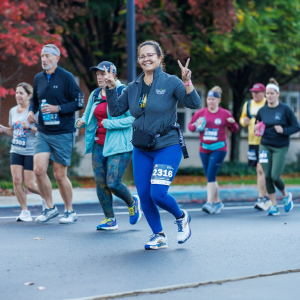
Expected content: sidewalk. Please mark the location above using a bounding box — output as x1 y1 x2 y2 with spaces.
1 185 300 208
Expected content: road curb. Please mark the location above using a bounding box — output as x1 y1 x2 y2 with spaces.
1 186 300 208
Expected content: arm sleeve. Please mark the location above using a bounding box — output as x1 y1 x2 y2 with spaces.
106 86 129 117
103 114 135 130
29 77 39 114
74 91 95 128
8 109 12 126
188 110 201 132
282 107 300 136
226 112 239 134
59 75 83 114
34 112 39 127
255 109 262 123
239 102 248 127
173 77 201 109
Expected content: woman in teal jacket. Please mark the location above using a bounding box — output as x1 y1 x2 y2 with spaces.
75 61 142 230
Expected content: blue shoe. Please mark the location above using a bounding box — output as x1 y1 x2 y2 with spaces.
145 233 168 250
202 202 213 214
128 195 142 225
282 192 293 213
96 218 118 230
268 205 280 216
213 201 224 214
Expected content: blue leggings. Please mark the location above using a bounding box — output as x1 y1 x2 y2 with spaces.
133 144 182 234
200 151 226 182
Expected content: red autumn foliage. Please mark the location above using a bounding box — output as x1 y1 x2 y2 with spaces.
0 0 67 96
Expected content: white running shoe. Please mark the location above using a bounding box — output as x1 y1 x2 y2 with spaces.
145 233 168 250
175 209 191 244
41 198 47 212
254 197 265 210
59 209 78 224
35 206 59 223
264 199 272 211
16 210 32 222
254 197 272 211
202 202 214 214
213 201 224 214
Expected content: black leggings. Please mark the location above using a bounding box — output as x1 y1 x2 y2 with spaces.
10 153 33 171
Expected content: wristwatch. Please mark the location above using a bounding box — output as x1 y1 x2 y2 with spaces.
183 79 192 86
58 105 61 112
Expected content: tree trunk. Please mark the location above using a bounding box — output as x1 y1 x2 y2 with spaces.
226 66 253 161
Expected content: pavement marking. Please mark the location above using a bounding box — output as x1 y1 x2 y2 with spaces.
65 268 300 300
0 204 299 220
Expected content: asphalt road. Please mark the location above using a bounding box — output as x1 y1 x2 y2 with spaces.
1 202 300 300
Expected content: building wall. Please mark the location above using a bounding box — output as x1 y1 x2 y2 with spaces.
2 59 300 177
0 57 41 126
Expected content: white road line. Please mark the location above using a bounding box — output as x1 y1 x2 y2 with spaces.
65 268 300 300
0 204 299 220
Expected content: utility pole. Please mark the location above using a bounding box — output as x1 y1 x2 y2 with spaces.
126 0 136 82
124 0 136 183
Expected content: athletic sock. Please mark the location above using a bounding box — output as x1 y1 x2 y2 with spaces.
158 232 165 237
176 211 185 220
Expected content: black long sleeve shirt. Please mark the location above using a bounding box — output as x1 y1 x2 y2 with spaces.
256 102 300 148
29 66 82 135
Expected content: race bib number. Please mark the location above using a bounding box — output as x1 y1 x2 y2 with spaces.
203 128 218 141
11 137 27 148
259 150 268 163
44 113 60 125
151 164 174 186
247 149 257 161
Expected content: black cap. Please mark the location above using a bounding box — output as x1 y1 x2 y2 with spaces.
89 61 117 74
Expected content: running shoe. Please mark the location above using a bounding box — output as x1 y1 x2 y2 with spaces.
202 202 214 214
59 209 78 224
263 196 272 211
145 233 168 250
268 205 280 216
41 198 47 212
283 192 293 213
213 201 224 214
254 197 265 210
35 206 59 223
128 195 142 225
16 210 32 222
96 218 118 230
175 209 191 244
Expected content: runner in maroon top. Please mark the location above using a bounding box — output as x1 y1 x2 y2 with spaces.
94 97 108 145
189 86 239 214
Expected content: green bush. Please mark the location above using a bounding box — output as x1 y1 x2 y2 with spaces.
0 138 12 181
177 161 300 176
0 181 14 190
0 136 82 186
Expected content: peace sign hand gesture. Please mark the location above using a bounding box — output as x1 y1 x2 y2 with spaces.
178 58 192 83
103 66 116 89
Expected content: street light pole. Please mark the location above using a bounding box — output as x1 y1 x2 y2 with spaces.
126 0 136 83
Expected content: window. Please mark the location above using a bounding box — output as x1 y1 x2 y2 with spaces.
280 91 300 138
177 85 205 136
